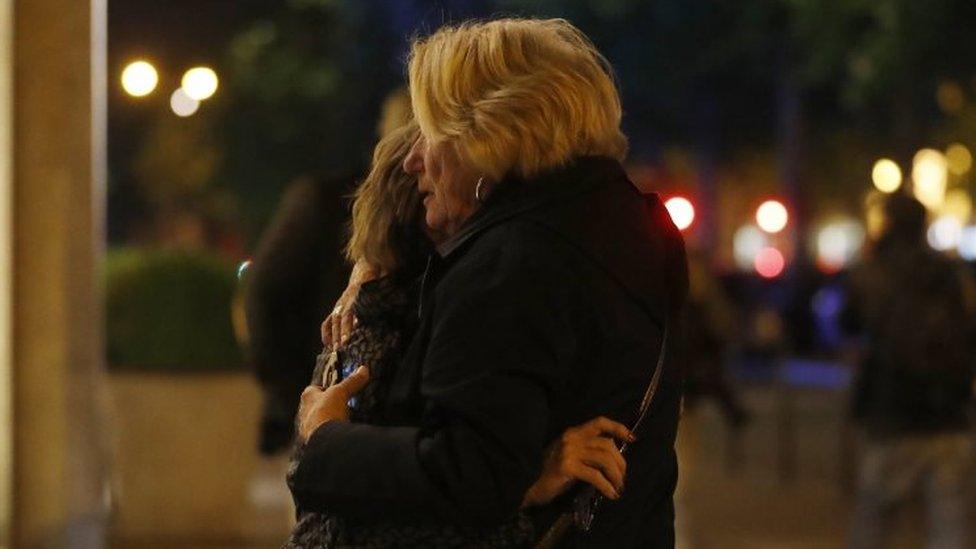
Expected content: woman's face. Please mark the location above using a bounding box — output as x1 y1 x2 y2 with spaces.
403 134 480 237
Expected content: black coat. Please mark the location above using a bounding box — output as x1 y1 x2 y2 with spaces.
290 157 688 547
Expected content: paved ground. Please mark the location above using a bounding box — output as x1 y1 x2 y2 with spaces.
112 383 974 548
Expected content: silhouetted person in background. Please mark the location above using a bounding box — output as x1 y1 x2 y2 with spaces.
681 252 749 428
244 171 354 455
843 193 976 549
245 88 413 455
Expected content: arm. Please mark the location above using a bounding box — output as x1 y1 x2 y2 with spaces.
290 232 574 524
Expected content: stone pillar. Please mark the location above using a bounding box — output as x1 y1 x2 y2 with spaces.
11 0 108 546
0 0 13 546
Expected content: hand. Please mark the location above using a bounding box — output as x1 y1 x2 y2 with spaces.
297 365 370 442
521 417 634 507
321 260 380 348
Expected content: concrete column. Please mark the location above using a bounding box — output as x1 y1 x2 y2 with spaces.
12 0 108 546
0 0 13 546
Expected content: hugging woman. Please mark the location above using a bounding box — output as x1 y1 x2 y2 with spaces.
289 18 687 548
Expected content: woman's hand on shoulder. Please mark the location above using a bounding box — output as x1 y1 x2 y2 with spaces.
521 416 634 507
322 259 380 348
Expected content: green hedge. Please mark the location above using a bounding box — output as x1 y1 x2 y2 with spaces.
106 248 245 371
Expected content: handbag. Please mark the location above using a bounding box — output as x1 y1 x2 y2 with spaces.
534 321 670 549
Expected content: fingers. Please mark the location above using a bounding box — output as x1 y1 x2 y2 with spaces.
340 308 355 345
568 461 619 500
582 416 635 444
335 365 370 397
321 316 334 347
580 440 626 490
330 308 342 350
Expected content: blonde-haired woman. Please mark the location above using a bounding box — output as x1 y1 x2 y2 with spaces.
296 18 687 547
287 121 638 547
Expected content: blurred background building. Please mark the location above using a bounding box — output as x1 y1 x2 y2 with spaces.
3 0 976 547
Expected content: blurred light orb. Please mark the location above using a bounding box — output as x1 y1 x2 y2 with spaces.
181 67 219 100
664 196 695 231
734 225 767 271
958 226 976 261
871 158 902 193
927 216 963 251
754 247 786 279
816 220 865 273
170 88 200 117
936 81 965 114
941 188 972 224
945 143 973 176
865 191 886 239
237 259 252 280
756 200 789 233
912 148 948 210
121 60 158 97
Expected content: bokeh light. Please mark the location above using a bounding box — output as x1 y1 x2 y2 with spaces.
871 158 902 193
170 88 200 117
756 200 789 234
816 220 865 273
754 247 786 278
664 196 695 231
121 60 158 97
927 216 963 251
958 226 976 261
181 67 219 101
912 148 948 210
936 81 965 114
940 188 972 224
945 143 973 176
734 225 767 271
237 259 252 280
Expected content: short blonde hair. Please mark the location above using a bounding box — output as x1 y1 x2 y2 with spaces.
407 18 628 181
346 122 429 276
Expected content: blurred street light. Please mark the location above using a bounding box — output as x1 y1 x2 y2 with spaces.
121 60 158 97
912 148 948 210
170 88 200 117
756 199 788 234
816 220 865 273
927 216 962 251
871 158 902 193
754 247 785 278
945 143 973 176
734 225 766 270
941 188 972 224
958 226 976 261
936 81 965 114
181 67 219 101
664 196 695 231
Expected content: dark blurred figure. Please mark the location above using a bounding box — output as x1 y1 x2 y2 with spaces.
682 253 750 428
244 172 353 455
843 193 976 549
245 88 412 455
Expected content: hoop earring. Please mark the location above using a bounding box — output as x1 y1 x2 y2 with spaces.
475 176 487 203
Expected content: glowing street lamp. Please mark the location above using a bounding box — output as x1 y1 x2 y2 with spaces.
170 88 200 117
664 196 695 231
756 200 788 234
121 60 158 97
912 148 948 210
871 158 902 193
181 67 219 101
754 247 786 279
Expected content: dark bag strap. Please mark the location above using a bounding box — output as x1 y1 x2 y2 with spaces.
534 321 670 549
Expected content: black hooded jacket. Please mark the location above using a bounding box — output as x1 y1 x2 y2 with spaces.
290 156 688 547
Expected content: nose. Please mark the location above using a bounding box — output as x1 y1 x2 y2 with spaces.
403 136 425 175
